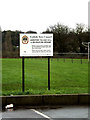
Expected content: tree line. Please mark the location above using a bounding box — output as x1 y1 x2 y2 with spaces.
2 23 90 58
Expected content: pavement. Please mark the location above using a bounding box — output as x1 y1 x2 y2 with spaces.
1 105 89 120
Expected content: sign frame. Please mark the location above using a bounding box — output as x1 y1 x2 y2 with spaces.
20 34 53 57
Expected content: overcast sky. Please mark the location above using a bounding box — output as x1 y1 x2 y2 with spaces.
0 0 89 33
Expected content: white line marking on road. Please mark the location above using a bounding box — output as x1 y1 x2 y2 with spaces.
31 109 53 120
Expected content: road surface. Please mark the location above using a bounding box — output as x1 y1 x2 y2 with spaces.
0 105 89 120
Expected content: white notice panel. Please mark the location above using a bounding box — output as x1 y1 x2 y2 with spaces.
20 34 53 56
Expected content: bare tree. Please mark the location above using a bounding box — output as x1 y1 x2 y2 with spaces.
4 31 13 57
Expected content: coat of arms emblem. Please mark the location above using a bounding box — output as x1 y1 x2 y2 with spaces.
22 35 29 44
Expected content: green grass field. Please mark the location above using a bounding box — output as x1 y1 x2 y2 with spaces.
2 58 88 96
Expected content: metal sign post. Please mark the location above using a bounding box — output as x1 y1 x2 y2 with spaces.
22 57 25 92
48 56 50 90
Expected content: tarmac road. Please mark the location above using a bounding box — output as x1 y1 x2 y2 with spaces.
1 105 90 120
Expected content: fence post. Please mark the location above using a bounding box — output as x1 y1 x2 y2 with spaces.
64 58 65 62
81 55 82 64
72 57 73 63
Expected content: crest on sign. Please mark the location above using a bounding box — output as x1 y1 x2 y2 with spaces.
22 35 29 44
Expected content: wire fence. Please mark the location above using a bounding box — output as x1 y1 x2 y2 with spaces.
2 52 88 63
39 53 88 64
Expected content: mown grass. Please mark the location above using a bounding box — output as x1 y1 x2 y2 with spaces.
2 58 88 96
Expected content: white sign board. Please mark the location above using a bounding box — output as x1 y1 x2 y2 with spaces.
20 34 53 56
